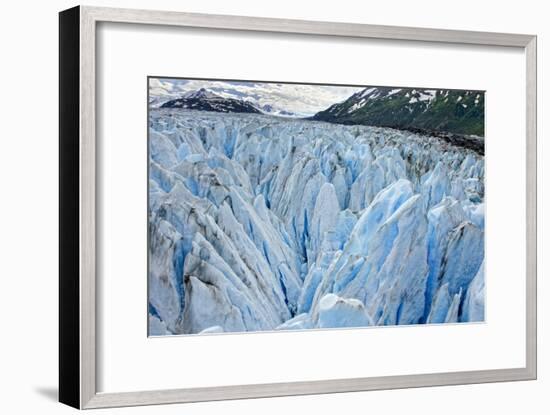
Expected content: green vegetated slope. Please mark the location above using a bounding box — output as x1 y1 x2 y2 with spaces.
313 87 484 137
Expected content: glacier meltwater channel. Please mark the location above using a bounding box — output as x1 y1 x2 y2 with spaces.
148 109 485 335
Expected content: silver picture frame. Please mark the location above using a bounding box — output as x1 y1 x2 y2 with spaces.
59 5 537 409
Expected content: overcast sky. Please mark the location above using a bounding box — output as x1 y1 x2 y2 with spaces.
149 78 363 116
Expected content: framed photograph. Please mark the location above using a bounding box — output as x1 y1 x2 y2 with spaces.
59 5 537 409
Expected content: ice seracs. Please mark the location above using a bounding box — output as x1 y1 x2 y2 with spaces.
317 294 373 328
148 108 485 335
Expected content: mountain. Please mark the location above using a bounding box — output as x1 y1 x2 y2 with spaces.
148 111 485 335
312 87 485 137
260 104 299 117
160 88 262 114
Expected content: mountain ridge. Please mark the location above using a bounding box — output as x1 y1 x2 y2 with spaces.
312 86 485 137
160 88 262 114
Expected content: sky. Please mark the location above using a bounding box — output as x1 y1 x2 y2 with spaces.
149 77 363 116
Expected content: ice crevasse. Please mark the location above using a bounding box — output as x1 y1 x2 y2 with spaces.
148 110 485 335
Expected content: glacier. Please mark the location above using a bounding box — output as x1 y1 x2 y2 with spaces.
148 109 485 335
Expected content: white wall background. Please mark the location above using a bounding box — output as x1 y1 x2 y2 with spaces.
0 0 545 414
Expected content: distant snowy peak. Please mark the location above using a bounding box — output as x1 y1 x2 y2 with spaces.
182 88 221 100
260 104 299 118
160 89 262 114
313 86 485 137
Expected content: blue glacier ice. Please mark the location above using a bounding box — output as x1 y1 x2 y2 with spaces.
317 293 373 328
148 109 485 335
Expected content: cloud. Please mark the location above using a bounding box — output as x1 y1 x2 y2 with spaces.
148 78 362 115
